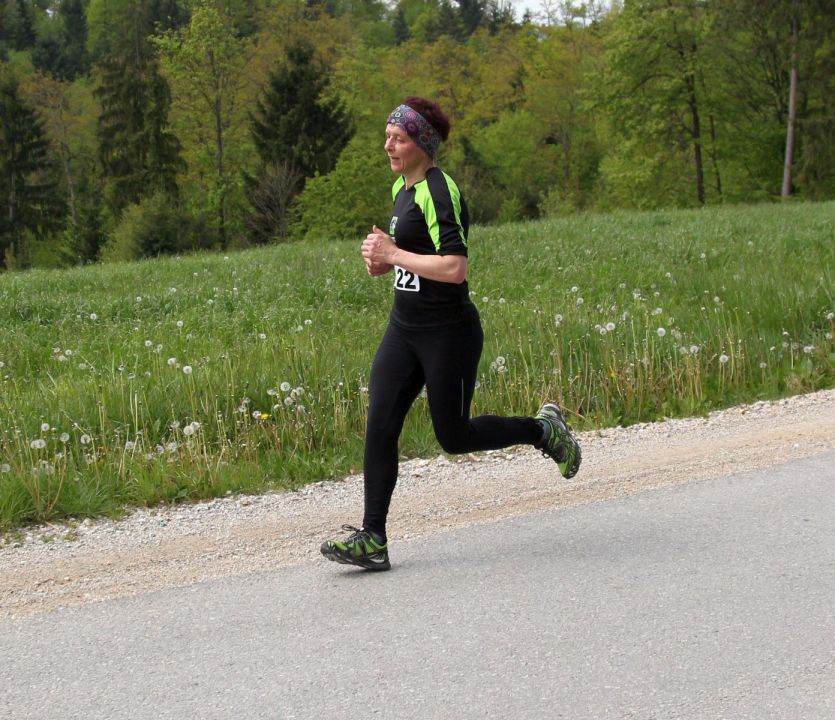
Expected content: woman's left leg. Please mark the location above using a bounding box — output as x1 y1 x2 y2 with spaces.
419 319 542 454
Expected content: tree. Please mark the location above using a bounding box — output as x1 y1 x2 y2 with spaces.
247 39 353 241
0 74 63 268
95 54 183 213
153 0 254 248
599 0 718 207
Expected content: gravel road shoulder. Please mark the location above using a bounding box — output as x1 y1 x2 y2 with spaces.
2 389 834 620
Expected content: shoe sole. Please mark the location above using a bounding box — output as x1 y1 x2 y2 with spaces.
321 546 391 571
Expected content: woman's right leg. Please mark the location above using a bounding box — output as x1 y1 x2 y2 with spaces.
362 324 424 540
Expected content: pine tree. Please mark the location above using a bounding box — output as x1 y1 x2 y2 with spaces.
247 40 353 242
95 55 183 213
0 75 63 268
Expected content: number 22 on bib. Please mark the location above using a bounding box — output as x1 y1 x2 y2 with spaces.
394 265 420 292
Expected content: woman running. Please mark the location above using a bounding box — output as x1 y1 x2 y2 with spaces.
321 97 581 571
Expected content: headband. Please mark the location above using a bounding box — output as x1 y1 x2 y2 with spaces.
386 104 441 159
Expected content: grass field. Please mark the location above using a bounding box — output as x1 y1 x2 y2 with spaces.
1 201 833 529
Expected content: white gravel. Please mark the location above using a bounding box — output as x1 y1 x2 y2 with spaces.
2 388 834 619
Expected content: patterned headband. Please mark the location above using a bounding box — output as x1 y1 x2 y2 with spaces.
386 104 441 159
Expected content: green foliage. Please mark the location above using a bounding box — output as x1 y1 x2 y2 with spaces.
291 132 393 241
0 201 832 529
100 192 215 261
0 72 63 268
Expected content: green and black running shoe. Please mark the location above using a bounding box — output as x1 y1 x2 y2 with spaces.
320 525 391 571
534 402 582 479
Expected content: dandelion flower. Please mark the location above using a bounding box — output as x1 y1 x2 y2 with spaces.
571 286 578 293
183 365 193 375
176 320 184 328
30 439 46 449
267 388 277 397
145 340 153 348
80 434 92 445
60 433 70 443
41 422 50 432
304 319 313 326
482 297 489 303
576 297 584 306
183 425 195 436
280 381 291 392
719 354 729 364
495 356 506 366
657 327 666 337
89 313 98 321
136 296 142 303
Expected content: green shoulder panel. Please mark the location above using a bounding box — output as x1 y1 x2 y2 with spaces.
391 175 406 202
414 170 466 252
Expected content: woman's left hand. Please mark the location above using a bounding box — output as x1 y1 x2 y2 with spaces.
362 225 398 265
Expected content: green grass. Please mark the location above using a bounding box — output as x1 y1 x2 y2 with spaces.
1 201 833 530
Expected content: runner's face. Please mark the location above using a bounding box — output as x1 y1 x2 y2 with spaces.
384 124 426 175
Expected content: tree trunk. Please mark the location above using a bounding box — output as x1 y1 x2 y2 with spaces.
686 76 706 205
214 95 226 249
781 9 799 197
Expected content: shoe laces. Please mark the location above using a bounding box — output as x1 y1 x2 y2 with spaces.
341 524 370 545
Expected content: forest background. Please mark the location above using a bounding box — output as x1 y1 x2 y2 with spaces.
0 0 833 269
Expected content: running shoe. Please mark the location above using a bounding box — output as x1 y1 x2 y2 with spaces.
320 525 391 571
534 402 582 479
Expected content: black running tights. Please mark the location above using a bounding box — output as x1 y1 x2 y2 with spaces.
362 318 542 538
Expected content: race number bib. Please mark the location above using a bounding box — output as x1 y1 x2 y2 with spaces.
394 265 420 292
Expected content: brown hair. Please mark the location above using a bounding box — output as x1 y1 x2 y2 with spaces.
403 96 451 142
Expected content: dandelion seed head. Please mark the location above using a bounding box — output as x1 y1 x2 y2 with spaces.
0 361 4 368
690 345 699 354
719 354 730 364
803 345 814 354
482 297 489 303
125 441 136 451
183 425 195 436
679 346 688 355
498 298 506 305
60 433 70 443
80 434 92 445
284 396 295 406
304 319 312 326
760 362 767 369
259 333 267 340
89 313 98 321
183 365 193 375
171 421 181 429
495 356 506 366
576 297 584 306
280 382 291 392
30 439 46 449
657 327 666 337
135 296 142 303
57 354 67 362
555 314 563 326
41 423 50 432
166 442 178 452
571 286 578 293
0 464 9 473
826 312 834 321
294 387 304 397
176 320 184 328
167 357 177 367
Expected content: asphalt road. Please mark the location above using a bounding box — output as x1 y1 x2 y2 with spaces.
2 452 834 720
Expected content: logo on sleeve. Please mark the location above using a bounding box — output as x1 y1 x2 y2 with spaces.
389 216 398 238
